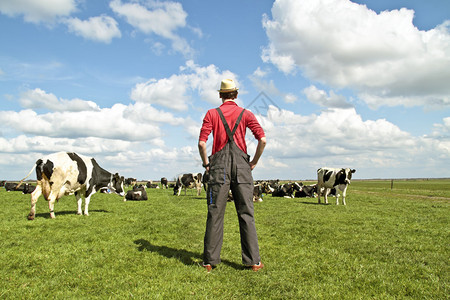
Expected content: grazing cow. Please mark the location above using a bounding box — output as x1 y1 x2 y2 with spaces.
294 184 318 198
18 152 125 220
125 185 148 201
160 177 168 189
317 168 356 205
173 173 202 196
272 182 302 198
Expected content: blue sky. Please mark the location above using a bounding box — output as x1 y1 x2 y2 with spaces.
0 0 449 181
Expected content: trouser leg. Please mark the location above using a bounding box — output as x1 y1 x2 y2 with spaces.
231 182 260 265
203 182 230 265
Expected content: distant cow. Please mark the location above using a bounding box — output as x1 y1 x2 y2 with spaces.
202 170 210 192
125 185 148 201
317 168 356 205
272 182 302 198
4 182 18 192
125 178 137 187
160 177 168 189
173 173 202 196
18 152 125 220
294 184 317 198
253 184 264 202
22 183 36 194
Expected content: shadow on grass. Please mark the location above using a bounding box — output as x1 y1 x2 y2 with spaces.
31 209 110 219
134 239 243 270
296 201 328 205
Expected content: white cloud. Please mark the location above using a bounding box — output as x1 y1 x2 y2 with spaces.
19 88 101 112
262 0 450 109
0 99 190 142
64 15 121 43
131 60 237 110
249 67 298 104
303 85 352 109
0 0 77 23
110 0 193 56
248 105 449 179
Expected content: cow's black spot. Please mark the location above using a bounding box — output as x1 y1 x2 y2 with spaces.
39 159 54 182
323 170 333 183
67 152 87 184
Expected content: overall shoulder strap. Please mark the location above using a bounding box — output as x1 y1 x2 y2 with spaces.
216 108 246 141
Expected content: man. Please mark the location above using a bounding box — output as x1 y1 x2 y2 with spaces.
198 79 266 272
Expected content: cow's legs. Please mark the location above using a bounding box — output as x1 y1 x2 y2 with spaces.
317 186 322 204
47 191 57 219
341 186 348 205
84 194 92 216
75 192 83 215
28 184 42 220
324 188 329 204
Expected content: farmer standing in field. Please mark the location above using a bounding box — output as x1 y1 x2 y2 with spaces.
198 79 266 272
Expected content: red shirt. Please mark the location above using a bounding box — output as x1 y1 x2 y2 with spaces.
199 101 265 154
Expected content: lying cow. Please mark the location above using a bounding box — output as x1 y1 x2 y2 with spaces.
317 167 356 205
173 173 202 196
4 182 18 192
18 152 125 220
294 184 317 198
272 182 302 198
253 184 264 202
125 185 148 201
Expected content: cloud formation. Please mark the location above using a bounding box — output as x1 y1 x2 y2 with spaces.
0 0 77 23
110 0 194 56
64 15 121 43
131 60 237 110
262 0 450 109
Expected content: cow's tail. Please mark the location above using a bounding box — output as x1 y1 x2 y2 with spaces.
16 163 37 189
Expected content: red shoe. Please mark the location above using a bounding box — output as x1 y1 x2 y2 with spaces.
251 262 264 271
202 262 213 272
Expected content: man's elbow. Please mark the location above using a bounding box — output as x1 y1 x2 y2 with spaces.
259 137 267 147
198 140 207 149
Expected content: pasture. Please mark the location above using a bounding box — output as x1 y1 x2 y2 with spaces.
0 179 448 299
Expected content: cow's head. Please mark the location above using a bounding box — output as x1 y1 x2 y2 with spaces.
110 173 125 196
173 184 180 195
292 182 303 192
343 168 356 184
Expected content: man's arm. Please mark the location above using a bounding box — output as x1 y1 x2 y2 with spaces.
198 140 209 171
249 137 266 171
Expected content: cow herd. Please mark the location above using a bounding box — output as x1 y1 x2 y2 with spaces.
2 151 356 220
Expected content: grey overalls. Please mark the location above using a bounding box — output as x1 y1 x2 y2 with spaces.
203 107 261 266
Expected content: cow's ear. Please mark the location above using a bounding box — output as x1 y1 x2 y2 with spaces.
351 169 356 173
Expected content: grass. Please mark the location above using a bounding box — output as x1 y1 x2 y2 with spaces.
0 179 448 299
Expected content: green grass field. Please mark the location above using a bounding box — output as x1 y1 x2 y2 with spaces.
0 179 448 299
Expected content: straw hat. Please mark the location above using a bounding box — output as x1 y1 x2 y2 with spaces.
218 79 239 92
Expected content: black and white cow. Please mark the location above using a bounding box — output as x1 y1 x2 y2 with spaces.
173 173 202 196
18 152 125 220
22 183 36 194
124 177 137 187
317 167 356 205
4 182 19 192
202 170 210 192
294 183 318 198
125 185 148 201
272 182 302 198
160 177 168 189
